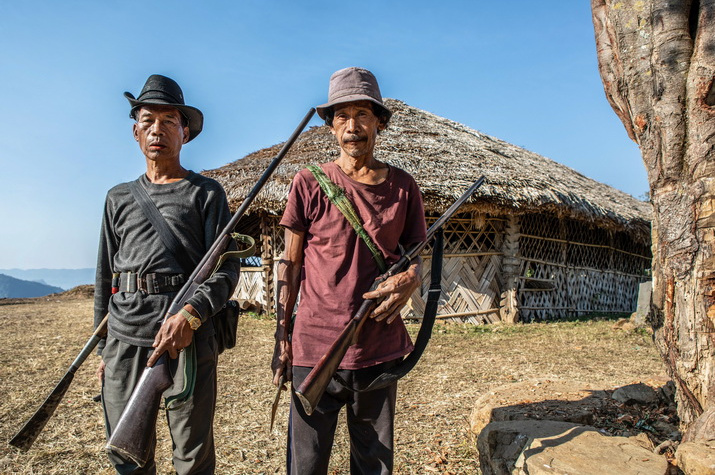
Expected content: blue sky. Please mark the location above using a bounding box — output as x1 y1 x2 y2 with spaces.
0 1 647 269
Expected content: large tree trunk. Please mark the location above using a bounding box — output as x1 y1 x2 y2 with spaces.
591 0 715 431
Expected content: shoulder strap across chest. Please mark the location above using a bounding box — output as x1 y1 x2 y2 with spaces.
306 165 387 273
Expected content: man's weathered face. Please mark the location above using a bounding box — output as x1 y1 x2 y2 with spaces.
329 101 385 160
133 105 189 162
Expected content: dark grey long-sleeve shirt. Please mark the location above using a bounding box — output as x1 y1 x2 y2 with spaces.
94 171 240 350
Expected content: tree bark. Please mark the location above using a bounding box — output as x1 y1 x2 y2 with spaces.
592 0 715 430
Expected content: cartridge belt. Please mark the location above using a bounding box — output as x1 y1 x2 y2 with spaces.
115 272 186 294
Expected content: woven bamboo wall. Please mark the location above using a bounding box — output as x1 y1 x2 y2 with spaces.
517 214 651 321
232 211 651 324
233 267 264 301
230 213 268 305
233 213 507 323
400 214 504 323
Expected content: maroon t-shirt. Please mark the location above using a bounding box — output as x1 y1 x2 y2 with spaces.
280 162 427 369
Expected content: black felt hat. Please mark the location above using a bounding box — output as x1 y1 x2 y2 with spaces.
124 74 203 142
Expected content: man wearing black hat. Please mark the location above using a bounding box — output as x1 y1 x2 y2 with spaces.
94 74 239 474
272 67 427 474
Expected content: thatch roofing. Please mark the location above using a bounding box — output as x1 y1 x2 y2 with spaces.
203 99 651 241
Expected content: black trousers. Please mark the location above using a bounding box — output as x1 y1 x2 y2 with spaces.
288 361 399 475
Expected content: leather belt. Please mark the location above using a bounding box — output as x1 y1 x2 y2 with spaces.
116 272 186 294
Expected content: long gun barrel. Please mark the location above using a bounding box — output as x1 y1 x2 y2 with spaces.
9 314 109 450
295 176 485 415
100 108 314 466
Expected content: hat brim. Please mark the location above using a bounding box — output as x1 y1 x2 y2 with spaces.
316 94 392 121
124 92 204 142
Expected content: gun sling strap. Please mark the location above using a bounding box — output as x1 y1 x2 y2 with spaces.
306 165 388 273
127 179 255 408
334 230 445 393
128 179 256 276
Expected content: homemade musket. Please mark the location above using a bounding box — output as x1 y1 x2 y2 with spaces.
106 108 315 467
295 176 485 415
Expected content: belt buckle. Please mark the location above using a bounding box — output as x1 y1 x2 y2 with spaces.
145 273 159 294
136 274 146 293
126 272 138 293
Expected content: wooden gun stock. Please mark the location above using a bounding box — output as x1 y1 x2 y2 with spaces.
9 314 108 451
295 273 396 415
105 108 315 467
295 176 485 415
106 355 172 467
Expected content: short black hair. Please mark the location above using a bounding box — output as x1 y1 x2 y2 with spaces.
323 102 391 131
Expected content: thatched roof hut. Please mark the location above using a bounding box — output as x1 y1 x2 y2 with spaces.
204 99 652 322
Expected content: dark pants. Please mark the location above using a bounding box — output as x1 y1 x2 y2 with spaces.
288 361 398 475
101 335 218 475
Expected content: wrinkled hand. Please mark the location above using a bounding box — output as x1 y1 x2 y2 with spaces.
147 311 194 367
272 339 293 386
363 265 420 324
96 360 106 383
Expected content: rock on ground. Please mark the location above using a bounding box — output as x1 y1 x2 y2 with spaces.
676 440 715 475
478 420 582 475
611 382 659 405
469 379 608 437
632 280 652 327
473 378 679 474
514 424 668 475
478 420 668 475
677 407 715 475
683 406 715 443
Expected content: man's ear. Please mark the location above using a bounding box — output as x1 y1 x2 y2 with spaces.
182 125 190 144
133 123 139 141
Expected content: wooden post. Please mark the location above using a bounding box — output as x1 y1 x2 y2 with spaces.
260 211 275 315
499 215 520 323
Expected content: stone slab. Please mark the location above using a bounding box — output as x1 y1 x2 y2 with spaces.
676 441 715 475
633 280 652 327
515 424 669 475
478 420 587 475
479 420 669 475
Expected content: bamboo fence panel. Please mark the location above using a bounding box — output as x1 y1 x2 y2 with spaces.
517 213 651 321
234 268 264 303
233 211 652 324
401 214 504 324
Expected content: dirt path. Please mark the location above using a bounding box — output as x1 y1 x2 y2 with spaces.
0 297 664 474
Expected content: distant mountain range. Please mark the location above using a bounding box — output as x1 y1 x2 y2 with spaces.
0 273 64 298
0 268 94 291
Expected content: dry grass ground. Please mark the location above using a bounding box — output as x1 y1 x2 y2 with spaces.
0 295 665 474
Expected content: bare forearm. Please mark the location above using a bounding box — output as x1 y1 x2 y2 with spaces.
275 258 301 340
272 228 304 384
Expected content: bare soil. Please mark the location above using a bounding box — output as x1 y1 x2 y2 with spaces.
0 293 665 474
